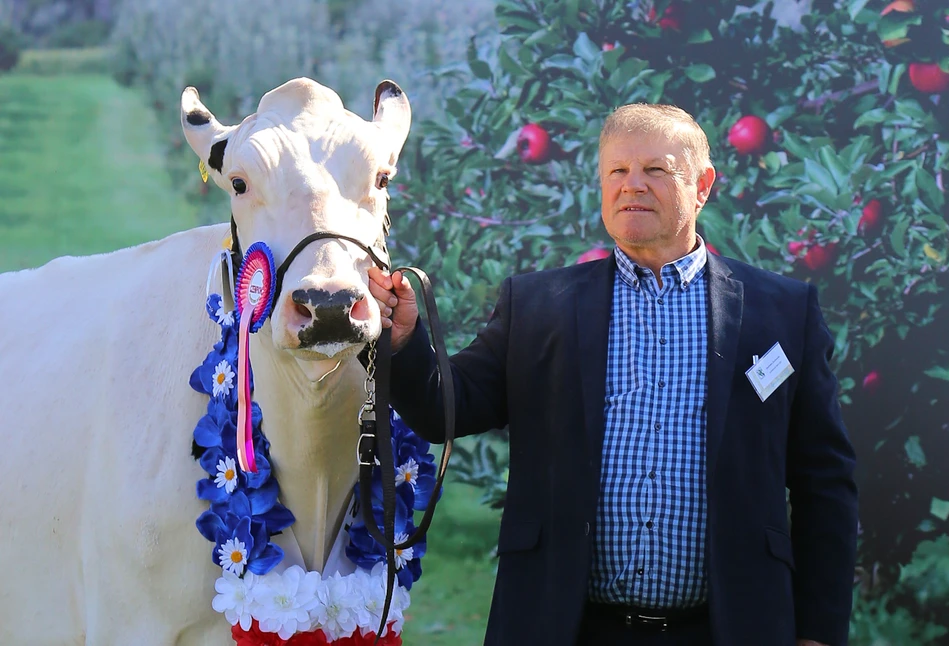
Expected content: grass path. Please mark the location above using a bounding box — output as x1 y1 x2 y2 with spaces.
0 74 198 272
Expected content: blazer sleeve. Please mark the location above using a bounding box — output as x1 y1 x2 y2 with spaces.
389 276 511 443
787 284 859 646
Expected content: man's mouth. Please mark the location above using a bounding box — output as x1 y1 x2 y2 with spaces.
620 204 654 212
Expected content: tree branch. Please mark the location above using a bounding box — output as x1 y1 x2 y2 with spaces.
799 80 879 111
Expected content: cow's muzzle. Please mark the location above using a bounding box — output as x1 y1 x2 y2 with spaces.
289 286 370 347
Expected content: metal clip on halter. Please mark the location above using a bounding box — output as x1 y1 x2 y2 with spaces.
357 401 378 467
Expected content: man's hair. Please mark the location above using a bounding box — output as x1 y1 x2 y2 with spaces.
598 103 711 182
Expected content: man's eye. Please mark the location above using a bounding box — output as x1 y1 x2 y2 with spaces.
647 167 665 173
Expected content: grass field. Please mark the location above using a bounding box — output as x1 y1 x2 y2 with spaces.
0 73 198 271
0 67 499 644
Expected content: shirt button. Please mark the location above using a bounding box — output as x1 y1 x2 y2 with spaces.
654 422 662 431
682 280 689 288
646 521 654 529
656 298 664 305
658 380 665 388
637 567 645 575
659 337 667 345
648 471 656 479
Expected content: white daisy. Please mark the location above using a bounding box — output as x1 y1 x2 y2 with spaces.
393 532 414 570
211 360 236 398
215 303 235 326
394 458 419 490
214 456 238 494
252 566 321 639
212 570 257 630
310 572 362 641
218 537 248 576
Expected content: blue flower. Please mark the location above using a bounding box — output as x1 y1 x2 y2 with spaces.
345 489 426 589
196 492 284 576
390 410 441 511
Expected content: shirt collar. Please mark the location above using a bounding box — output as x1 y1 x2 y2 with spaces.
614 235 708 291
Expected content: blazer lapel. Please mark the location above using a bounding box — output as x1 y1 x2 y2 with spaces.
705 254 743 490
576 255 616 488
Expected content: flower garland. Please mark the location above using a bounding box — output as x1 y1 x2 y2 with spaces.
190 293 440 645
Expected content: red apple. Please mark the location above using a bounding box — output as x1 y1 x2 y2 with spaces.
881 0 913 15
909 63 949 94
862 370 881 395
788 240 807 256
576 248 612 264
728 115 771 156
517 123 552 164
647 4 682 30
859 199 884 236
802 242 837 271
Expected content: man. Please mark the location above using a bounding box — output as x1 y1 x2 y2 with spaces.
369 104 858 645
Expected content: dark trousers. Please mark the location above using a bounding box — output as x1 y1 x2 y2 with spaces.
576 603 714 645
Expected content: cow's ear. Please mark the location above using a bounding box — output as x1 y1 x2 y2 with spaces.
180 86 234 176
372 80 411 166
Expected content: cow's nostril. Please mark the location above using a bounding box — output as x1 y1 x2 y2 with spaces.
294 302 312 321
350 296 369 322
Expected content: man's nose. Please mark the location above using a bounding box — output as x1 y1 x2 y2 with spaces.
621 171 647 193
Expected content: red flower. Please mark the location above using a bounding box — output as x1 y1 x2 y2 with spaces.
232 620 290 646
354 625 402 646
287 629 331 646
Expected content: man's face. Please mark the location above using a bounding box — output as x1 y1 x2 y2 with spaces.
599 130 714 257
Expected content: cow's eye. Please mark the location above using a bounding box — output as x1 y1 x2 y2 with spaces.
375 172 389 190
232 178 247 195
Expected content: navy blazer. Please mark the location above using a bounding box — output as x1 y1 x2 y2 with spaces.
391 252 858 646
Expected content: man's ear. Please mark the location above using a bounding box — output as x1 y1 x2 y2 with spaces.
695 166 716 210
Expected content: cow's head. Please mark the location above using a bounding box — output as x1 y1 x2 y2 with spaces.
181 78 410 366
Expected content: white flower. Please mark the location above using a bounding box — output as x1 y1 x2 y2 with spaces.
393 532 414 570
215 303 235 326
211 360 235 398
360 563 410 636
218 537 248 576
251 566 321 639
310 572 363 641
214 456 238 494
212 570 257 630
394 458 419 490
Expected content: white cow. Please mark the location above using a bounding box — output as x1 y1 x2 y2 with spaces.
0 77 411 644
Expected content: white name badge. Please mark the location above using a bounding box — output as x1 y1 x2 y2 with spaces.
745 342 794 402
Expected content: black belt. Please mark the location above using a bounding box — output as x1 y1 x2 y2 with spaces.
586 602 709 630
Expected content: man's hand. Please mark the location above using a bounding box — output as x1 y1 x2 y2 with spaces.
368 266 419 353
797 640 830 646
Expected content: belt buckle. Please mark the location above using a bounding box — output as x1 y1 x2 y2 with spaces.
626 612 669 631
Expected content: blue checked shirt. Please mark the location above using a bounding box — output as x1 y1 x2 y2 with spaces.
588 240 709 609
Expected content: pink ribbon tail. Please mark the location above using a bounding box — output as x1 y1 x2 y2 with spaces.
236 309 257 473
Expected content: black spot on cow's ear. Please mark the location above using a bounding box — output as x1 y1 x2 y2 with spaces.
208 139 228 173
186 109 212 126
374 81 403 113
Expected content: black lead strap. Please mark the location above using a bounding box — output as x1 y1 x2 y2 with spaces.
229 217 456 644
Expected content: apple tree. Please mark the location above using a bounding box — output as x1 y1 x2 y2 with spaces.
387 0 949 640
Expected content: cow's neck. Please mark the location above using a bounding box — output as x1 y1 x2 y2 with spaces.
249 334 364 573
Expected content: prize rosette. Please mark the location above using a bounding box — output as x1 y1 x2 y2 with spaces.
234 242 277 472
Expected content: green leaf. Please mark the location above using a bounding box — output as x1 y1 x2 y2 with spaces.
923 366 949 381
905 435 926 469
572 32 599 63
805 159 839 194
889 216 910 257
818 147 850 192
684 63 716 83
687 28 713 44
916 169 946 213
932 497 949 522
